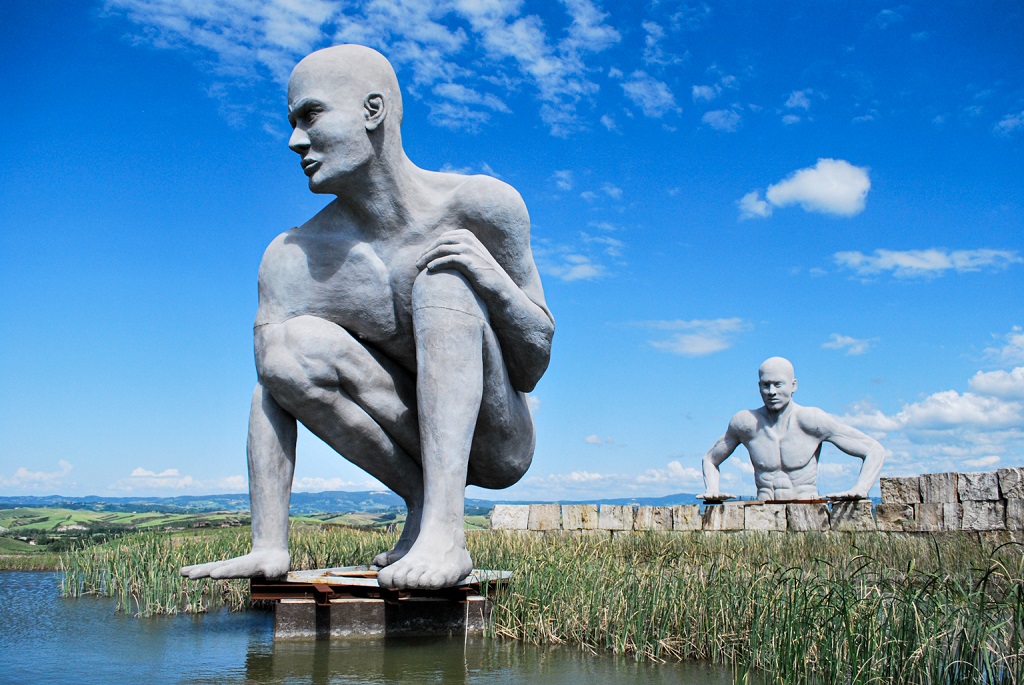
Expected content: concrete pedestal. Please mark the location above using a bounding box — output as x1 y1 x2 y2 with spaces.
274 595 490 639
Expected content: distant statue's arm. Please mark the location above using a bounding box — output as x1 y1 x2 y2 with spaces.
416 195 553 393
701 425 741 500
816 413 886 499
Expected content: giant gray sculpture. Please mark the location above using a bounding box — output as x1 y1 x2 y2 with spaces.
181 45 553 589
700 357 884 501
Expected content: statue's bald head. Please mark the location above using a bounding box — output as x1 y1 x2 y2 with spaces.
758 356 795 381
289 44 404 127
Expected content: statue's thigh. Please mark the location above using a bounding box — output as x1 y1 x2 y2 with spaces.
256 316 416 415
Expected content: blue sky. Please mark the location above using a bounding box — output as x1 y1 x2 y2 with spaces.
1 0 1022 500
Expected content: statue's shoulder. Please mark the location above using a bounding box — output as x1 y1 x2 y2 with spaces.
446 173 529 231
729 410 759 437
793 405 833 437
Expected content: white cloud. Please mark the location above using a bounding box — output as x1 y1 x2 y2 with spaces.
584 434 602 445
834 248 1021 279
738 191 771 219
764 159 870 217
969 367 1024 399
702 109 741 132
822 333 875 356
535 244 606 282
110 467 246 493
0 460 74 490
692 84 719 101
964 456 1001 468
600 182 623 199
994 111 1024 136
781 113 801 125
106 0 621 136
985 327 1024 365
739 159 870 220
896 390 1023 430
646 318 751 357
635 460 702 484
551 169 573 191
599 114 618 131
621 71 679 118
293 476 378 492
785 89 812 110
876 8 905 29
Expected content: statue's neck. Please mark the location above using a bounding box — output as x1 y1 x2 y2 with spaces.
332 153 422 236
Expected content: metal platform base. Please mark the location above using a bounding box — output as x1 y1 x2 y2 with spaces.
251 566 510 640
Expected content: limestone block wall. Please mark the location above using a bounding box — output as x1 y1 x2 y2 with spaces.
489 468 1024 534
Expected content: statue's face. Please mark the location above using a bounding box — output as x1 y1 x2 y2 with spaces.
287 64 373 194
759 366 796 412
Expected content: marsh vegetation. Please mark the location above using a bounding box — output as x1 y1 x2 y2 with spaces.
59 525 1024 684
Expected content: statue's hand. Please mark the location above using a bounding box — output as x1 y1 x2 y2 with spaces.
698 491 737 502
827 489 867 500
416 229 512 298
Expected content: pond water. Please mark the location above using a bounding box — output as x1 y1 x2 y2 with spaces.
1 572 737 684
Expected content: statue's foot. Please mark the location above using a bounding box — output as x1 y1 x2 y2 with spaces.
373 538 413 568
180 549 289 580
376 539 472 589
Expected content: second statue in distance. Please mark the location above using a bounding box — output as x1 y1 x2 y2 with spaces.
181 45 554 590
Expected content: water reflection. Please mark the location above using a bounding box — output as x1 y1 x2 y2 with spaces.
2 572 734 685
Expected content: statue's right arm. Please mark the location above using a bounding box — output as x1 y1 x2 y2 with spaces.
701 418 742 499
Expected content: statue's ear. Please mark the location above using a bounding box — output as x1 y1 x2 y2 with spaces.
364 93 386 131
791 378 798 392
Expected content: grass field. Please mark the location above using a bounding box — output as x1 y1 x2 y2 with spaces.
55 525 1024 684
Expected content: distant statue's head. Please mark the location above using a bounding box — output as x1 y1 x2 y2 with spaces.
286 44 404 194
758 356 797 413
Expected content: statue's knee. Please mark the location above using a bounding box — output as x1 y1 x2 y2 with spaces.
412 268 487 321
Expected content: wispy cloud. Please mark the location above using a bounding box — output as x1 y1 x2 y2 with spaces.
621 71 679 118
109 467 246 493
785 88 812 110
994 111 1024 136
740 159 870 219
702 109 741 131
646 318 751 357
969 367 1024 399
985 326 1024 365
105 0 621 135
834 248 1022 278
0 460 74 491
822 333 875 355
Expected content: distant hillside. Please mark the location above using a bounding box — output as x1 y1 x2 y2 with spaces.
0 491 702 515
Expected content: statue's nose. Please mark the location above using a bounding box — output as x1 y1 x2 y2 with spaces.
289 127 310 154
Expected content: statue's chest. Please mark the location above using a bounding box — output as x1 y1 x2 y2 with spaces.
263 239 406 341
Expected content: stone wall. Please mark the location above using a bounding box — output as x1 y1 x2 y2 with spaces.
489 467 1024 534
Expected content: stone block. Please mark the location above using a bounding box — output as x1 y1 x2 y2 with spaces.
958 472 999 501
671 504 701 531
962 501 1005 531
944 503 963 530
831 500 877 532
876 503 913 532
634 506 672 531
598 504 635 530
879 477 921 504
561 504 598 530
920 472 958 503
702 503 745 531
490 504 529 530
787 503 830 532
910 502 943 532
999 467 1024 499
528 504 561 531
1007 499 1024 530
744 504 787 531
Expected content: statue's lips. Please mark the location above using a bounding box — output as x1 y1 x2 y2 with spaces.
301 160 320 177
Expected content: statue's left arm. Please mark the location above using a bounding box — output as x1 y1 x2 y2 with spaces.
808 409 886 499
416 179 553 393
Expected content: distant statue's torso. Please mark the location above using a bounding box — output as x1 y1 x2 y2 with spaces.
732 406 824 500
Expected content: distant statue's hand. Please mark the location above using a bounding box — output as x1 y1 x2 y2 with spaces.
698 491 737 502
827 489 867 500
416 229 512 298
